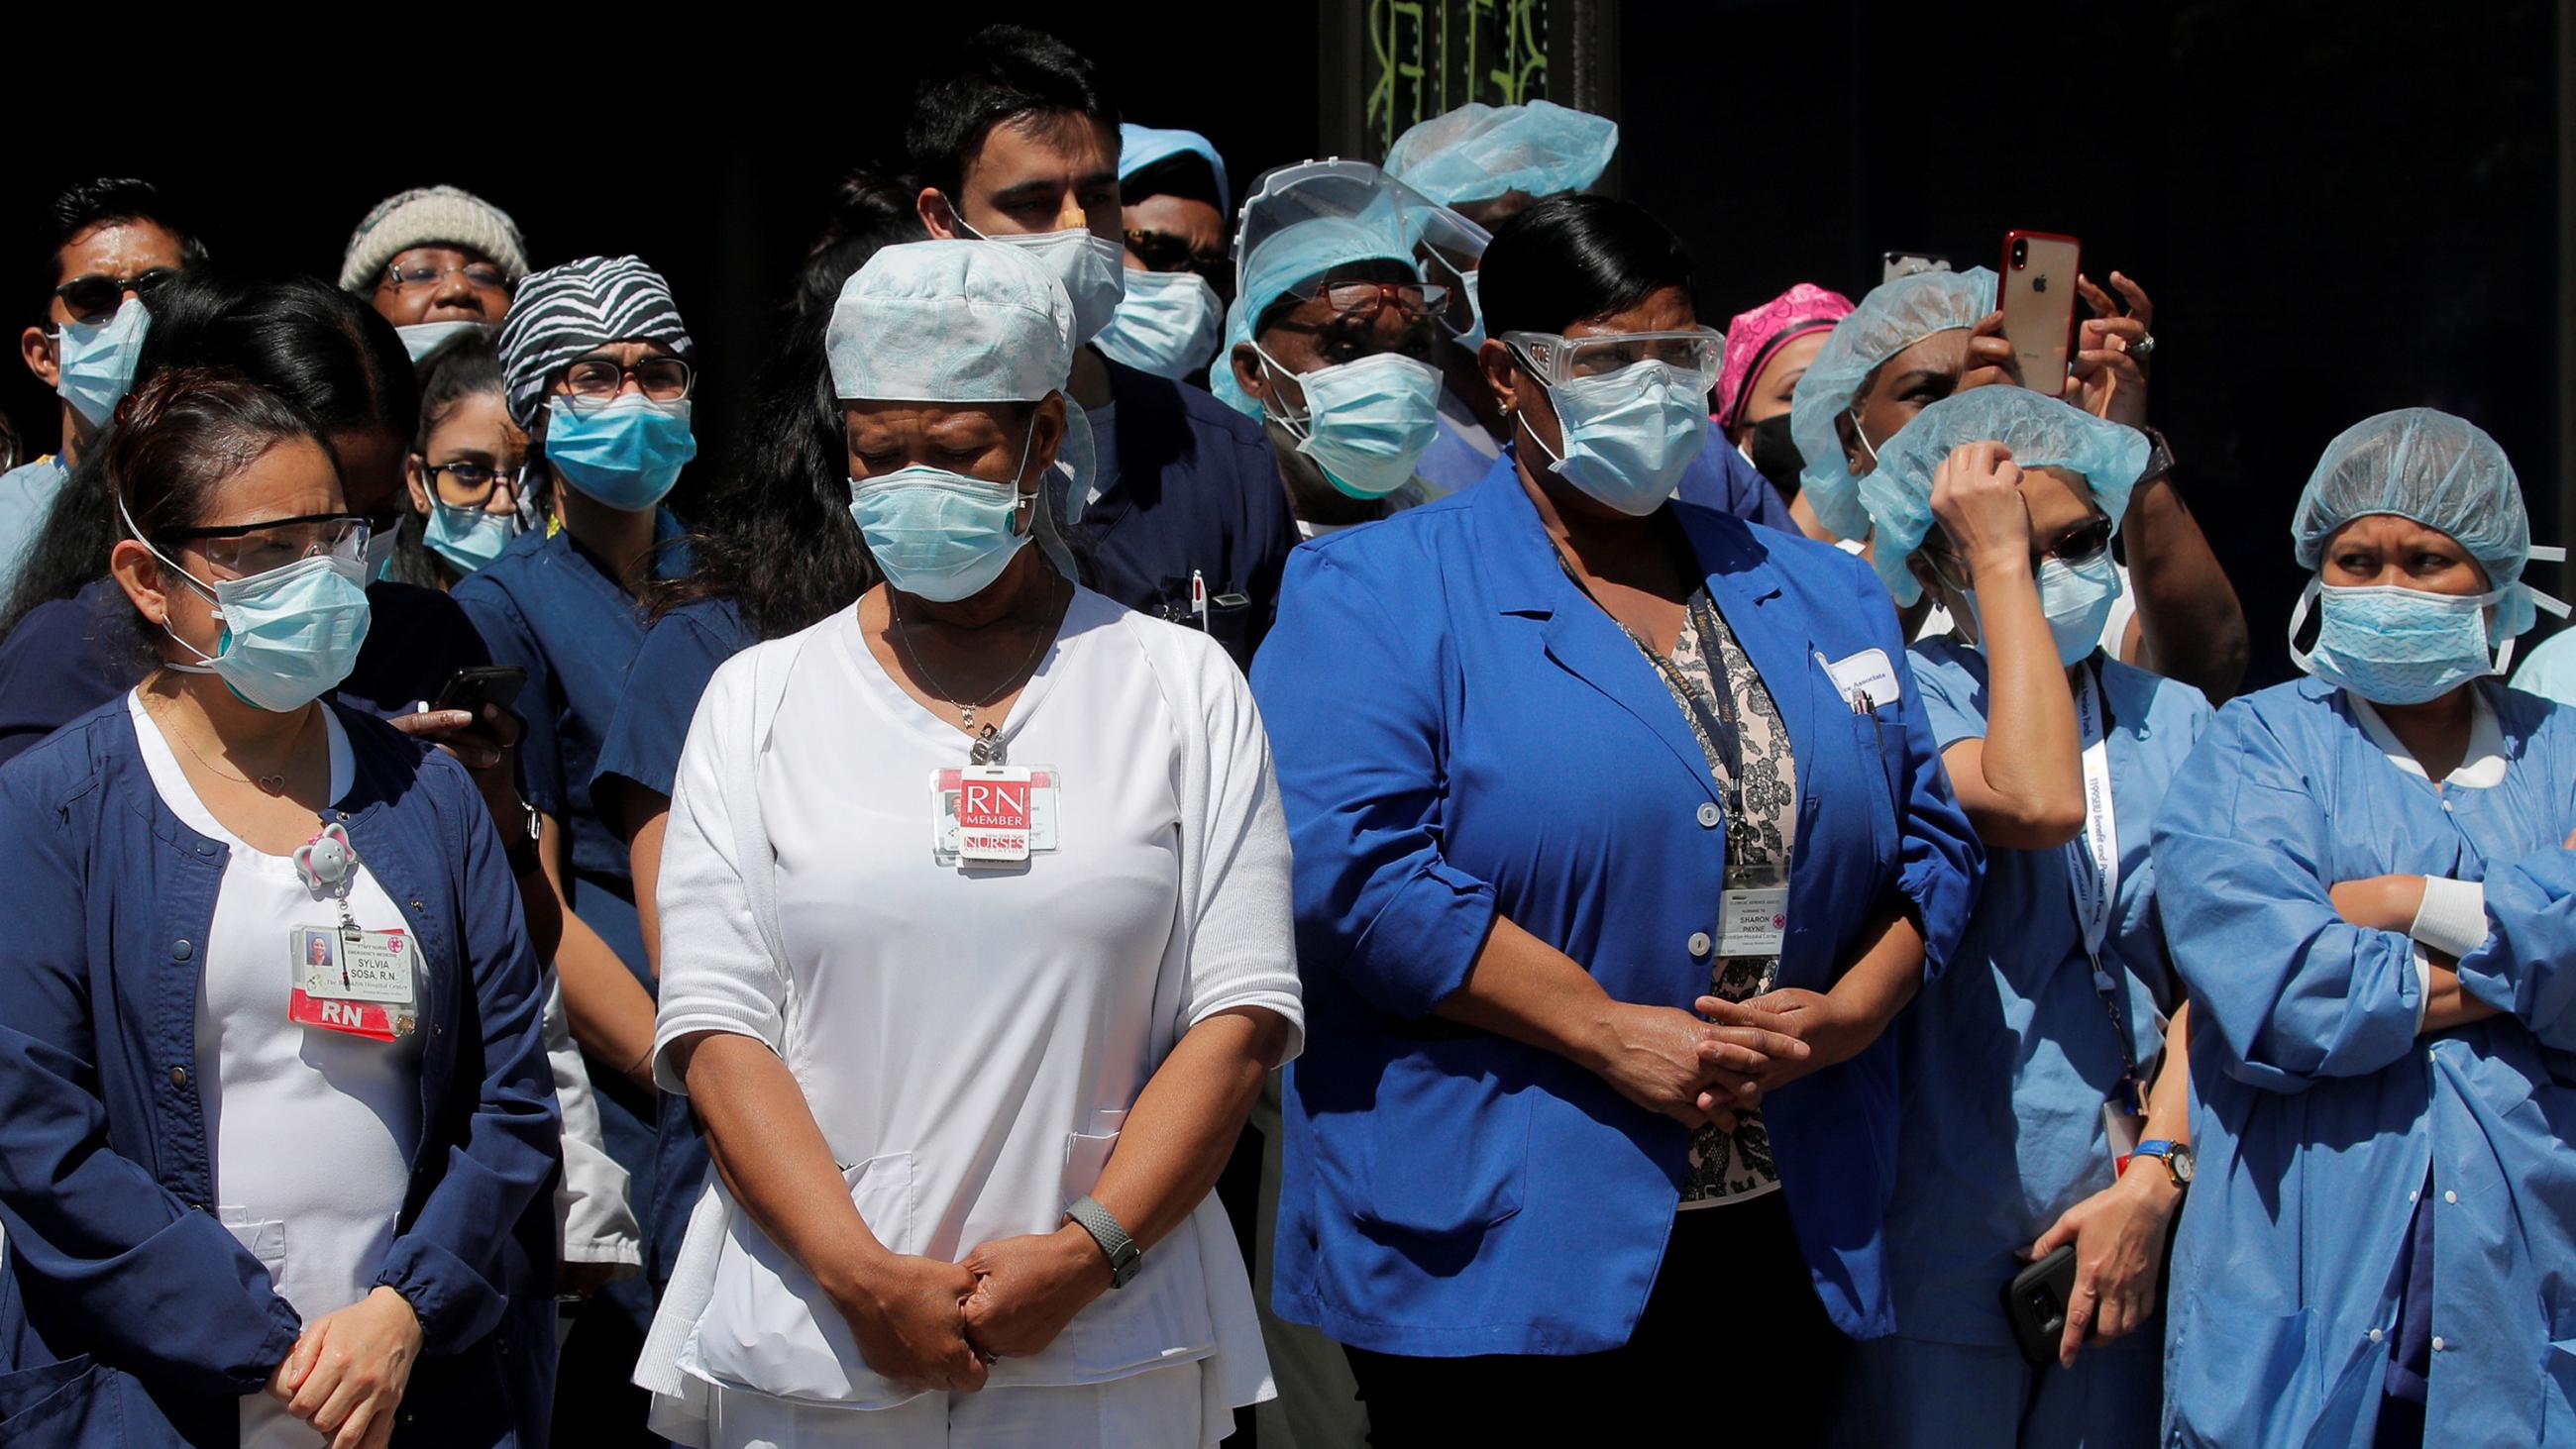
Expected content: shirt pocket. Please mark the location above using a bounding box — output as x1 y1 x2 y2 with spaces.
1351 1037 1532 1239
1062 1109 1129 1208
2165 1288 2379 1447
684 1151 921 1407
219 1210 289 1291
0 1355 152 1447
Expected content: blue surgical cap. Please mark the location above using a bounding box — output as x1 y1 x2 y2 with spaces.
1788 266 1997 541
1857 387 2150 606
2293 408 2552 640
1384 100 1617 208
1119 124 1231 212
1212 160 1438 418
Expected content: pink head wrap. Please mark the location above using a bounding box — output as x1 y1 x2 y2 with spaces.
1714 282 1857 432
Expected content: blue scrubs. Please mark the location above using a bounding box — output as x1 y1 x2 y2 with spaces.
2150 677 2576 1447
592 597 754 808
1069 360 1299 671
0 455 69 603
1252 456 1982 1355
0 576 489 766
1842 640 2210 1448
453 511 697 1297
2508 626 2576 705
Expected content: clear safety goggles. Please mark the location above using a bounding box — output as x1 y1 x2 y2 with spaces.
1501 327 1724 389
171 512 373 580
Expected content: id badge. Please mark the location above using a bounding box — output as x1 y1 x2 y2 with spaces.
1715 886 1789 958
2102 1101 2146 1176
929 767 1061 867
288 925 418 1041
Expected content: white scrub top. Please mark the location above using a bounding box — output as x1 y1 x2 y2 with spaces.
639 586 1301 1443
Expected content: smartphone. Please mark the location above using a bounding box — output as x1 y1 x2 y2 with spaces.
2001 1243 2081 1368
1997 230 2081 389
432 664 527 717
1881 251 1952 284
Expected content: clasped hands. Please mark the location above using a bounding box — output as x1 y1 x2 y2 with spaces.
834 1223 1116 1395
1583 988 1858 1133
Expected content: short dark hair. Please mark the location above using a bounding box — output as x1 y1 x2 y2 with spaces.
31 178 207 319
1477 194 1694 341
906 25 1119 201
108 366 329 551
1123 152 1224 214
796 167 931 323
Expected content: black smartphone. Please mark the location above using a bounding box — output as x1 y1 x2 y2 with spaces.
432 664 527 717
2001 1243 2080 1368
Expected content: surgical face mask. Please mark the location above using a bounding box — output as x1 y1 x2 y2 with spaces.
544 395 697 511
362 523 399 582
56 296 152 429
1454 268 1485 351
964 222 1127 346
396 320 488 365
423 501 521 575
1847 404 1883 472
1093 268 1224 379
2036 553 2123 667
2291 577 2504 705
1257 346 1443 499
847 417 1040 602
1525 360 1711 516
118 500 373 713
1745 414 1804 495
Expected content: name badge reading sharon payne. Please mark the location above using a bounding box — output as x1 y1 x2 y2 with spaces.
929 766 1062 867
288 925 419 1041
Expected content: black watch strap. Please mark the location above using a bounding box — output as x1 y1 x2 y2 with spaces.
2138 425 2178 486
506 799 544 876
1066 1195 1141 1288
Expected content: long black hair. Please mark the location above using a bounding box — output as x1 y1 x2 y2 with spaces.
649 170 924 639
2 268 416 635
388 331 507 589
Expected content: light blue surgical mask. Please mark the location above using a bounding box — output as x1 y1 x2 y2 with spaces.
119 494 374 712
423 501 521 575
57 297 152 429
2292 576 2503 705
1951 550 2124 668
1525 360 1711 516
1453 267 1485 351
847 418 1040 602
544 395 697 511
396 320 490 365
961 220 1127 345
1256 346 1443 499
1094 268 1225 379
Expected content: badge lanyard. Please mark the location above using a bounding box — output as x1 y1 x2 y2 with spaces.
2067 669 2149 1118
1625 596 1764 883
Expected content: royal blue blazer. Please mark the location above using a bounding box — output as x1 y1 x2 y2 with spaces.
1250 459 1981 1356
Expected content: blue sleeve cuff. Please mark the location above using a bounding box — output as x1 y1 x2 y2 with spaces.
375 1237 504 1356
1343 861 1500 1020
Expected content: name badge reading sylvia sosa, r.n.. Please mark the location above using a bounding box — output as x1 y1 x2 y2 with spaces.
929 766 1062 867
288 925 418 1041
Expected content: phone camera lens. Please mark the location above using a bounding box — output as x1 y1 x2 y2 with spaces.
2011 239 2029 268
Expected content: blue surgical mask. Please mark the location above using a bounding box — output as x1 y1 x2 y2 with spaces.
119 495 374 712
1454 268 1485 351
2037 553 2123 667
1257 347 1443 499
847 418 1040 602
963 222 1127 345
424 501 521 575
544 395 697 511
1093 268 1225 379
396 320 489 365
57 297 152 429
2292 576 2503 705
1526 360 1711 516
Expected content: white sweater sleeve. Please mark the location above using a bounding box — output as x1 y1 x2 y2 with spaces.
545 970 643 1269
1172 631 1305 1060
651 653 795 1092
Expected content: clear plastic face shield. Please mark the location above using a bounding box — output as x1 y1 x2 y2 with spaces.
1233 159 1451 324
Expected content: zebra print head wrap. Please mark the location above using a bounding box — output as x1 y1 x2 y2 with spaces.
498 255 694 430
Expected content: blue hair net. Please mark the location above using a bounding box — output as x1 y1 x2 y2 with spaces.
2293 407 2562 641
1119 123 1231 212
1856 388 2149 606
1787 266 1997 541
1212 160 1440 417
1384 100 1617 208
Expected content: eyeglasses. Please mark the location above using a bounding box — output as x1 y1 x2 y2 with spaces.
421 460 518 508
54 268 180 325
1285 278 1449 321
170 512 372 578
1503 327 1725 388
1125 229 1232 292
557 355 695 409
1926 514 2115 586
383 259 512 294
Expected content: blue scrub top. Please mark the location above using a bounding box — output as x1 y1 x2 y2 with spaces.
591 597 755 808
1418 405 1503 496
0 456 69 604
1882 638 2210 1350
1252 457 1982 1355
2150 677 2576 1448
2508 625 2576 705
1066 360 1298 672
0 576 490 767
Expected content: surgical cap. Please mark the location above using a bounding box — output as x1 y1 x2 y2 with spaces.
1120 124 1231 212
499 256 693 430
2293 408 2549 640
1384 100 1617 208
1857 387 2149 606
1787 266 1996 540
1714 282 1856 433
827 240 1074 403
1210 160 1446 418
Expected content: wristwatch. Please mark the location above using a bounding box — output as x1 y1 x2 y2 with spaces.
2131 1139 2195 1189
2137 426 2178 486
1066 1195 1142 1289
506 797 544 878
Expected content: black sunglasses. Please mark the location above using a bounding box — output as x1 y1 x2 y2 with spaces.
54 268 180 326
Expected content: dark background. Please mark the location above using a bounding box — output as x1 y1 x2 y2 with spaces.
10 1 2557 685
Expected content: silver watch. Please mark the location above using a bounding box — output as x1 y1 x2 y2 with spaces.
1066 1195 1141 1289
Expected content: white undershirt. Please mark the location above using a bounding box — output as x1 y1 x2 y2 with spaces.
128 692 422 1449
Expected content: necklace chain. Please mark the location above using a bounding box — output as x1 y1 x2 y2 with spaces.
889 578 1060 733
144 684 313 797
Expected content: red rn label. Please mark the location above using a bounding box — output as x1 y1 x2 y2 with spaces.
958 779 1031 831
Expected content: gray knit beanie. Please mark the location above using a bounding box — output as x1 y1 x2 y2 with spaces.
340 185 531 293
